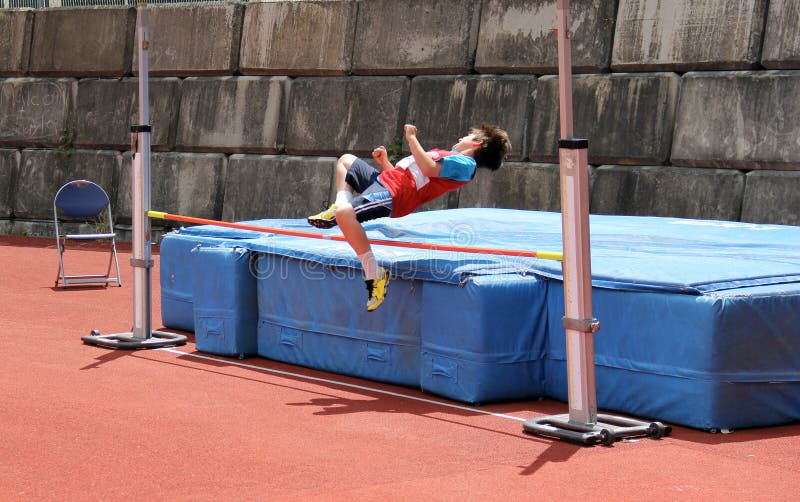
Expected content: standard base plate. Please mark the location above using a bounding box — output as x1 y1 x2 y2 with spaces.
82 329 187 350
523 413 671 446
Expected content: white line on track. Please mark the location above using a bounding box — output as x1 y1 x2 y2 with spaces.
159 347 528 422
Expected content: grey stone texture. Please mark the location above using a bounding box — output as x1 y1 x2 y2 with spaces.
29 7 135 77
0 149 19 217
458 162 563 212
590 165 745 221
7 220 58 239
761 0 800 69
612 0 768 71
671 71 800 170
0 11 33 76
222 155 334 222
475 0 617 74
132 4 243 76
240 0 356 76
0 78 77 148
285 77 410 156
2 2 800 231
15 149 119 220
176 76 288 153
529 73 679 165
741 170 800 225
352 0 480 75
405 75 534 162
74 77 180 151
117 152 226 225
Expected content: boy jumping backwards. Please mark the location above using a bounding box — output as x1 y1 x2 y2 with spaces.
308 123 510 312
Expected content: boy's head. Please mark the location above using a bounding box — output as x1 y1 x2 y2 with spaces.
467 124 511 171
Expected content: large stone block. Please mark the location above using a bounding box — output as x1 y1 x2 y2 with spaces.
240 0 356 76
671 71 800 169
741 171 800 226
590 165 745 221
612 0 768 71
15 149 119 220
761 0 800 69
352 0 479 75
7 220 57 239
74 77 180 151
0 78 77 148
529 73 679 165
117 152 226 225
475 0 617 74
132 4 243 76
0 11 33 76
29 7 135 77
222 155 334 221
176 76 289 154
0 149 19 217
458 162 563 212
285 77 409 156
405 75 534 162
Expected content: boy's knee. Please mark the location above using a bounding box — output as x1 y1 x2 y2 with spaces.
338 154 357 169
335 204 355 220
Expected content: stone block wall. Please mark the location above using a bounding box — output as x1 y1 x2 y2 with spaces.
0 10 32 76
28 8 135 77
611 0 768 71
0 0 798 241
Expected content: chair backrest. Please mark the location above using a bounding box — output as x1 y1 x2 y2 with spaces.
54 180 111 219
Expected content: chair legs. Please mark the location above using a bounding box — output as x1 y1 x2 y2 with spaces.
55 237 123 288
55 237 66 288
109 239 122 287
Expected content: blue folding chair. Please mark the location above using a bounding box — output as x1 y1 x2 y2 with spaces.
53 180 122 288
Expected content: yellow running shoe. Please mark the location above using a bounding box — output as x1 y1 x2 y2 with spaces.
307 204 338 228
365 267 390 312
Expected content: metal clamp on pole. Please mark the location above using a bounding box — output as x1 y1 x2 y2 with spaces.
129 258 154 269
130 126 150 152
562 316 600 333
558 138 588 150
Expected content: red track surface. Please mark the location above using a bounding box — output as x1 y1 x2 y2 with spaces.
2 235 799 500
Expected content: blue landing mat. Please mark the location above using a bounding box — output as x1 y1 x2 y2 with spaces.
161 209 800 429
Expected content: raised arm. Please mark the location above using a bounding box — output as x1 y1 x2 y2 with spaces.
371 146 395 171
404 124 441 177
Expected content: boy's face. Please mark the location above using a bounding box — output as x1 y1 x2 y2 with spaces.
452 133 481 153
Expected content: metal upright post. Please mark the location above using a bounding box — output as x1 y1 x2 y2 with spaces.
553 0 598 426
82 3 186 350
131 1 152 340
523 0 669 445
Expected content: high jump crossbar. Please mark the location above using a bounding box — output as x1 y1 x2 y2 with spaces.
147 211 564 262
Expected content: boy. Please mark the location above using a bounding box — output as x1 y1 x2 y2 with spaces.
308 123 510 311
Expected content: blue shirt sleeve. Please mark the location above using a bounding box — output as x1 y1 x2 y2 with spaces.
437 154 476 181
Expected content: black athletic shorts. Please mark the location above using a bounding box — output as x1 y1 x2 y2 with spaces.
345 158 394 223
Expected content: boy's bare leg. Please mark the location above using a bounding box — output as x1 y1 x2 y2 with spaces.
336 204 371 257
336 203 389 311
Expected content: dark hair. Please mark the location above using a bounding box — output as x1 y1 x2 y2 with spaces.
471 124 511 171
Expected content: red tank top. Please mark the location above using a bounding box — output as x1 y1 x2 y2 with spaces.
378 149 473 218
